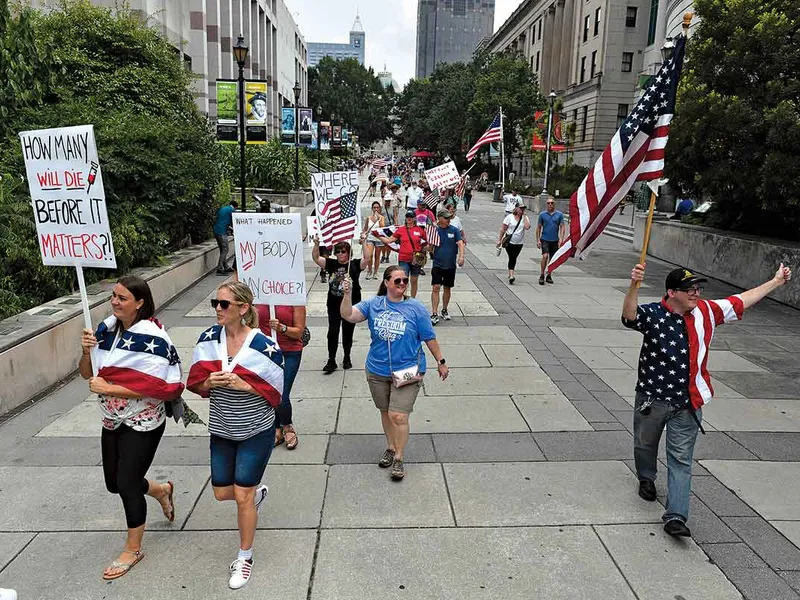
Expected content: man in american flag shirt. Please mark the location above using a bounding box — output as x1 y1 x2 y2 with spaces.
622 262 792 538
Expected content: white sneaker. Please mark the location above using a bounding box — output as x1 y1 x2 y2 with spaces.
229 558 253 589
0 589 18 600
254 484 269 515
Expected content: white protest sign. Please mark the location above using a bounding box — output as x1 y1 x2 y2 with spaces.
306 216 319 246
311 171 360 245
19 125 115 268
424 161 460 190
233 213 306 305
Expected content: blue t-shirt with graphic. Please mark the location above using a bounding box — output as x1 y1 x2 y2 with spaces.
213 205 235 235
537 210 564 242
432 225 462 269
354 295 436 377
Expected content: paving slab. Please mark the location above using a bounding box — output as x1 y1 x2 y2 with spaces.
723 568 800 600
727 433 800 461
723 517 800 571
688 496 743 543
424 366 562 396
184 464 327 529
706 350 769 373
298 345 369 369
700 542 768 569
336 395 530 434
533 430 634 461
432 433 545 462
0 530 315 600
292 370 344 398
713 372 800 399
428 325 520 345
312 527 636 600
774 521 800 551
691 476 759 517
444 461 661 526
321 464 453 527
570 346 632 369
702 399 800 432
594 524 744 600
325 434 435 464
0 437 101 467
480 343 539 367
0 533 34 571
551 327 641 348
289 397 339 434
512 394 593 431
701 460 800 521
0 466 209 531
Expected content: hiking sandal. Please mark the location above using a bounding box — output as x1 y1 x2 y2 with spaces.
102 549 145 581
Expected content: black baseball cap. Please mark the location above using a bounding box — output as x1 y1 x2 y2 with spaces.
665 268 708 292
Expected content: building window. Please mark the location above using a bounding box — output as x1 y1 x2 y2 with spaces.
580 56 586 82
583 15 590 42
535 50 540 71
581 106 588 141
538 18 542 40
590 51 597 77
626 6 638 27
572 109 578 130
617 104 628 128
594 7 601 36
647 0 659 45
622 52 633 72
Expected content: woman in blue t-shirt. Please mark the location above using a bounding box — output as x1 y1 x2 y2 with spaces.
339 265 449 481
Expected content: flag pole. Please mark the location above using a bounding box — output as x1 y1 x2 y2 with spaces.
499 107 505 189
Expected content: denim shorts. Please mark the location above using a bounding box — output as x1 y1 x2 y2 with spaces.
398 261 422 277
210 426 275 488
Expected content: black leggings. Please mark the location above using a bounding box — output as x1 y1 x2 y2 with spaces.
101 421 165 529
327 293 360 360
505 243 523 270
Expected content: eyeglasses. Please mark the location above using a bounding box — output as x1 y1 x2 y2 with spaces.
391 277 409 285
334 249 349 255
210 299 243 310
679 286 704 296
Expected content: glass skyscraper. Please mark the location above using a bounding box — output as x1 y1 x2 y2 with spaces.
415 0 495 79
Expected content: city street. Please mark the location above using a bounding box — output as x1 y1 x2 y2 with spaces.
0 178 799 599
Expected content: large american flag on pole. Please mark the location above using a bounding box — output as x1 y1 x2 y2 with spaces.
320 189 359 246
466 114 502 162
547 34 687 274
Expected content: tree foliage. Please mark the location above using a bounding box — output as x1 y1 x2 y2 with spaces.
308 57 393 147
665 0 800 239
222 140 310 193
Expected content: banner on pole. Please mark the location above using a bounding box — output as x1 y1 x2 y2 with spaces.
19 125 116 268
309 122 319 150
319 121 330 150
298 108 313 145
216 80 238 143
245 81 268 144
424 161 460 190
233 213 306 305
281 107 296 145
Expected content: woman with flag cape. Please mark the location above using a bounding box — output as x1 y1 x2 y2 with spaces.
187 281 284 590
79 275 184 581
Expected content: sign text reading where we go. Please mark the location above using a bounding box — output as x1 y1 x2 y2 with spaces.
19 125 115 268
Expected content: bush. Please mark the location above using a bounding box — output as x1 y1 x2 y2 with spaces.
222 140 310 192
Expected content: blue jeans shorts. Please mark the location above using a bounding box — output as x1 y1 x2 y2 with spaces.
398 261 422 276
210 426 275 488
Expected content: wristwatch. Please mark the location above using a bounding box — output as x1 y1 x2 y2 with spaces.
280 324 287 333
439 358 447 365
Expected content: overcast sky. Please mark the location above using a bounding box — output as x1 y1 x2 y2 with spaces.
285 0 523 89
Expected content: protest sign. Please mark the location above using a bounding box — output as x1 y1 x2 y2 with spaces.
311 171 360 246
424 161 460 189
233 213 306 305
306 216 319 246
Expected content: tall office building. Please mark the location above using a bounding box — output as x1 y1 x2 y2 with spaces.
308 15 365 67
416 0 495 80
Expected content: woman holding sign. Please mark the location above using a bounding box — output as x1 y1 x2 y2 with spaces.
187 282 283 590
79 275 183 581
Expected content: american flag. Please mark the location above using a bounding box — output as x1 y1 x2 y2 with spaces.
372 158 390 168
466 114 502 162
320 190 359 246
454 174 466 198
547 34 687 274
420 190 440 210
425 220 440 247
371 224 400 250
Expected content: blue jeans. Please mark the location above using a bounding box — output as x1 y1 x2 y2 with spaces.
633 391 701 523
210 426 276 488
276 350 303 428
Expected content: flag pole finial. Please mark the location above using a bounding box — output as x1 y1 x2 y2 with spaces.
682 12 693 32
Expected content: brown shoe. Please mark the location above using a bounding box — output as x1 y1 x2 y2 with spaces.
283 424 299 450
378 448 395 468
390 458 405 481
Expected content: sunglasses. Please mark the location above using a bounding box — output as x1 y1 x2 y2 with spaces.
334 249 349 255
679 286 704 296
391 277 409 285
210 299 243 310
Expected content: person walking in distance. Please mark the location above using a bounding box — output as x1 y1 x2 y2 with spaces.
214 200 238 275
496 205 531 285
339 265 449 480
376 211 428 299
363 201 386 279
536 196 566 285
623 263 792 537
503 188 522 215
430 209 464 325
312 237 373 373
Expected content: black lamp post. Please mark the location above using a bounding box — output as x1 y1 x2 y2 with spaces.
293 80 301 189
542 89 557 197
233 35 249 211
316 105 322 172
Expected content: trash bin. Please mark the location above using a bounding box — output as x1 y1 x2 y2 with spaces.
492 182 504 203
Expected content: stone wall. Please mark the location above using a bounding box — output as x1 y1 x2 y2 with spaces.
633 216 800 309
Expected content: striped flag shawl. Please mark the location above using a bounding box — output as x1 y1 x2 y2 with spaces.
371 224 400 250
93 315 184 401
187 325 284 408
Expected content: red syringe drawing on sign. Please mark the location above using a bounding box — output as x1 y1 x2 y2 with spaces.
85 161 99 194
240 241 257 271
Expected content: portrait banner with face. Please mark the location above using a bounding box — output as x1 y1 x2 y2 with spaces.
310 121 319 150
233 212 306 305
319 121 330 150
298 108 313 145
216 81 238 143
281 107 296 145
245 81 268 144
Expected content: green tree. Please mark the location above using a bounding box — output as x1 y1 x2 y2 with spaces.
308 57 392 146
665 0 800 239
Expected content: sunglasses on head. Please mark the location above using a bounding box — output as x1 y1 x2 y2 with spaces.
391 277 409 285
210 299 242 310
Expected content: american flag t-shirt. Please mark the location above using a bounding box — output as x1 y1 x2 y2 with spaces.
320 190 359 246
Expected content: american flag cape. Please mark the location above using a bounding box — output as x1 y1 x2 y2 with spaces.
320 189 360 246
466 114 503 162
93 316 184 401
371 224 400 250
186 325 284 408
372 158 390 168
547 34 686 274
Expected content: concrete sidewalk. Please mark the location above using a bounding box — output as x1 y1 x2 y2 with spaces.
0 176 799 599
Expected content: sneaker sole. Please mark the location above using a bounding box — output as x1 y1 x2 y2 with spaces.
254 485 269 514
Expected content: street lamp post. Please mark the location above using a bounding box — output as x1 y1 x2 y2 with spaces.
316 105 322 172
542 89 557 198
233 35 249 211
293 80 301 190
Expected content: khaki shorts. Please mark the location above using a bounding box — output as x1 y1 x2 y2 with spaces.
366 371 422 414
